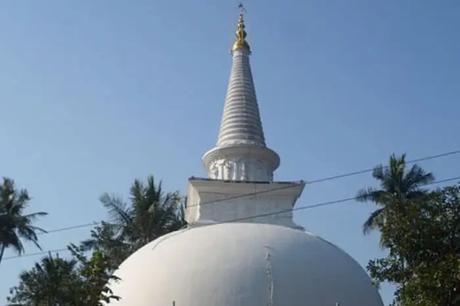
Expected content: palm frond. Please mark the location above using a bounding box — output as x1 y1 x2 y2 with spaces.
99 193 132 227
363 207 385 234
356 187 390 205
23 212 48 220
0 177 47 260
17 226 41 249
130 179 144 202
372 165 385 181
404 164 434 190
6 231 24 254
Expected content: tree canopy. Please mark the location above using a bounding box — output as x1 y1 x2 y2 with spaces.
7 175 186 305
83 175 186 267
359 155 460 305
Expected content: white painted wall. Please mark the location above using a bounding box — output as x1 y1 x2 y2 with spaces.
107 223 384 306
186 178 304 229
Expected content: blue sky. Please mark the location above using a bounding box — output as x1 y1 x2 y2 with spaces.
1 1 459 304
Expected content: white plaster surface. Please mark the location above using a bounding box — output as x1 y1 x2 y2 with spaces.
217 49 265 147
186 178 304 229
203 48 280 182
107 223 383 306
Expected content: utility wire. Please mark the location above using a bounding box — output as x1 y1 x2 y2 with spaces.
28 148 460 238
37 222 100 235
4 175 460 261
3 248 69 261
186 148 460 210
307 149 460 184
227 175 460 223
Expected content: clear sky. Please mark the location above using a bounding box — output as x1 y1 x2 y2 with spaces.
1 1 459 304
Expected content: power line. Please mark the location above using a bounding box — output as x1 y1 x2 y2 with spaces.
227 175 460 223
185 149 460 210
38 222 100 235
28 148 460 238
5 175 460 261
186 149 460 210
3 248 69 261
32 184 301 238
3 223 103 261
307 149 460 184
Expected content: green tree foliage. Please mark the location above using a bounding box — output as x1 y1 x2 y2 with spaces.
7 175 186 305
359 155 460 305
0 177 47 263
81 221 130 270
83 175 186 266
357 154 434 244
368 185 460 306
7 249 120 306
7 255 82 305
69 245 120 305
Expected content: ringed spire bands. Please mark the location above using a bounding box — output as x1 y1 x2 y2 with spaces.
202 13 280 182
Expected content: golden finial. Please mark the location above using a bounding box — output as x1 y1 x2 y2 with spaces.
232 4 251 52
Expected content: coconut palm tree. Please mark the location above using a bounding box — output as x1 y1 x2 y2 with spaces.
357 154 434 236
0 177 47 263
85 175 185 265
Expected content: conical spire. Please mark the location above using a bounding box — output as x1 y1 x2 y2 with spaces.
203 12 279 182
218 12 264 147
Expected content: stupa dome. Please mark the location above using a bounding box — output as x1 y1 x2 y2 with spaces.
107 223 383 306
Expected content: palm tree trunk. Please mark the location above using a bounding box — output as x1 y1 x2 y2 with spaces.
0 244 5 263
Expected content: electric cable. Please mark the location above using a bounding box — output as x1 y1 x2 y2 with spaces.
23 148 460 238
4 174 459 261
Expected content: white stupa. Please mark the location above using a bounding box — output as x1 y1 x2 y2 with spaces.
108 13 384 306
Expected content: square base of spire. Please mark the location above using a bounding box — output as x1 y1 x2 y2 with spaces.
185 178 305 230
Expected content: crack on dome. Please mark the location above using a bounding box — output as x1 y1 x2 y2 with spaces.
264 246 274 306
149 229 188 251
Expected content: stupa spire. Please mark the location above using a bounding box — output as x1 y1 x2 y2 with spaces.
202 11 280 182
217 11 264 148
